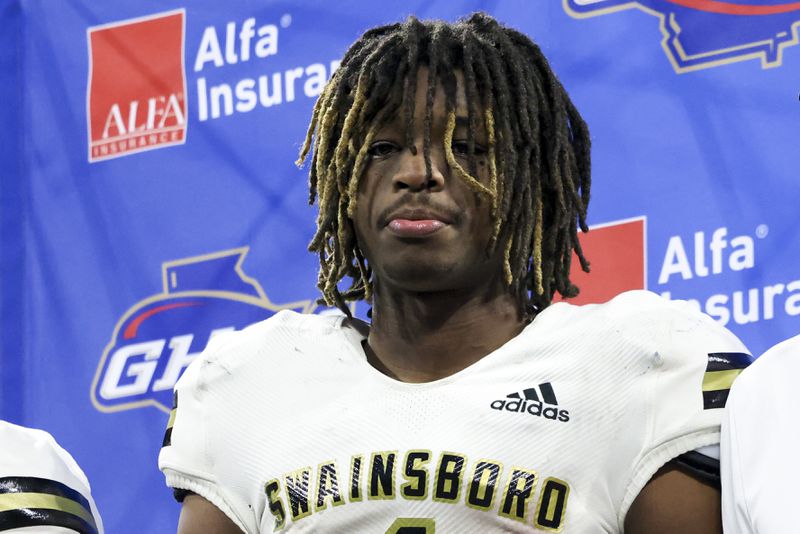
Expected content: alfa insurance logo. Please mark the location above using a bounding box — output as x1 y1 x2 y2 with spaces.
86 9 188 162
553 216 647 305
564 0 800 73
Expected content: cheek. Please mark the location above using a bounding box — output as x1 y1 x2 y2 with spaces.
356 167 383 213
354 163 394 234
476 157 491 184
353 198 376 260
352 183 374 234
467 196 495 248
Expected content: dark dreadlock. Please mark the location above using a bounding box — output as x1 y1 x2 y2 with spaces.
296 12 591 319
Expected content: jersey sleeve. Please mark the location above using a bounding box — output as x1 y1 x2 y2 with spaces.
157 312 312 534
157 328 253 534
616 293 752 525
0 421 105 534
720 377 756 534
721 334 800 534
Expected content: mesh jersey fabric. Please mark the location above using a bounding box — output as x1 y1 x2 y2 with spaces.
0 421 104 534
159 289 749 533
721 334 800 534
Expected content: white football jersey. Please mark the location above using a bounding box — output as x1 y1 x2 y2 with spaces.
159 290 749 533
0 421 104 534
721 334 800 534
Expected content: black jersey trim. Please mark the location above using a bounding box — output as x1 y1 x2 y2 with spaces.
703 352 752 409
0 476 93 513
671 451 720 489
0 508 98 534
162 426 174 448
162 390 178 448
702 389 729 410
706 352 752 372
0 476 98 533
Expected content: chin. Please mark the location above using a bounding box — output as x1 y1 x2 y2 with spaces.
380 260 461 292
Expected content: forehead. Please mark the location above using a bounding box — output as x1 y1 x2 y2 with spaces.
365 66 473 131
413 66 468 109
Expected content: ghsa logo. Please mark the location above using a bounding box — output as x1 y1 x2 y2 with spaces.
90 248 316 413
86 10 188 162
564 0 800 72
553 216 647 304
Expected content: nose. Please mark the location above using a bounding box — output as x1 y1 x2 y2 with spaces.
392 145 445 192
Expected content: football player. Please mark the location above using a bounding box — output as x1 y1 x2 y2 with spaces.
721 334 800 533
0 420 104 534
160 13 750 533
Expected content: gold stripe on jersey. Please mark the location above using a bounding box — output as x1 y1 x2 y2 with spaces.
0 492 95 525
534 477 570 532
368 451 398 500
702 369 742 391
499 467 538 523
166 407 177 431
432 452 467 504
465 459 504 512
400 450 432 500
315 461 344 512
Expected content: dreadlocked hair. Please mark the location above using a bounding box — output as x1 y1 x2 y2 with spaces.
296 12 591 320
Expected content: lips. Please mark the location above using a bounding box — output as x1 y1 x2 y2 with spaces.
383 207 455 238
388 218 446 236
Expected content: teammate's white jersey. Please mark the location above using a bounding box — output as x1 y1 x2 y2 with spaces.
721 334 800 534
159 290 749 533
0 421 104 534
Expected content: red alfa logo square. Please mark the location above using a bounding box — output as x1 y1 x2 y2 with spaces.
87 10 187 162
554 216 647 305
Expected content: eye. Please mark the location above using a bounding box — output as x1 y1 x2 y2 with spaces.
367 141 400 158
452 140 487 157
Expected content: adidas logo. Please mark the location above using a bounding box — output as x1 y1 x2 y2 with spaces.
490 383 570 423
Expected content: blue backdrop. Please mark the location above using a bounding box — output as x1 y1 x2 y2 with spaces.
2 1 799 532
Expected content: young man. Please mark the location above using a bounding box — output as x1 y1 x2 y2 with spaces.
160 13 750 533
0 421 104 534
721 334 800 533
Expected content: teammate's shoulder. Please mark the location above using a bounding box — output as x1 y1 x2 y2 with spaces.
0 419 53 449
733 333 800 392
0 421 103 533
752 333 800 369
0 420 76 472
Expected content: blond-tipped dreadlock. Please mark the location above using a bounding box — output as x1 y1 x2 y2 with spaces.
296 12 591 319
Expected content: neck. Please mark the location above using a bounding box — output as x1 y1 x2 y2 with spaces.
364 281 525 383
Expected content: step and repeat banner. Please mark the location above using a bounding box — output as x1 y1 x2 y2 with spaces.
2 1 799 532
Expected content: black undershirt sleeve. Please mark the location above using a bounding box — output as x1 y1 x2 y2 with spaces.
670 450 721 489
173 488 194 502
